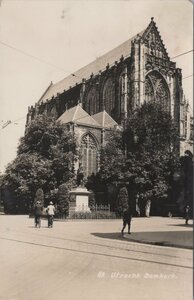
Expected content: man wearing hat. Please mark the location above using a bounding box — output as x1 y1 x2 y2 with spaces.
46 201 56 228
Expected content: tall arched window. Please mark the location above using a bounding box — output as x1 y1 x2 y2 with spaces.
50 105 57 118
145 71 170 111
103 78 115 115
85 87 98 115
118 72 125 117
81 133 98 178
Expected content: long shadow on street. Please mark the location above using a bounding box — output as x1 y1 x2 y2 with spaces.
91 230 193 249
167 224 193 228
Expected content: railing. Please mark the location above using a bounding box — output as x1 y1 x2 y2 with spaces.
93 204 111 211
75 204 110 212
68 204 117 219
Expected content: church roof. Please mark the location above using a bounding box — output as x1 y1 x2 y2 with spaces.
92 110 118 128
39 29 146 103
57 105 118 128
57 104 100 127
38 18 169 105
75 115 100 127
57 104 88 124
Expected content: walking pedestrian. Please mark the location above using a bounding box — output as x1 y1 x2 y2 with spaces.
185 205 190 225
121 207 132 235
136 194 140 217
46 201 55 228
34 201 43 228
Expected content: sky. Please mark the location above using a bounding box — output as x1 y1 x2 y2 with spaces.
0 0 193 173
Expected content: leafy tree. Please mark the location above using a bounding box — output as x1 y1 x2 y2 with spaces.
86 172 107 206
2 153 41 213
124 102 179 215
176 151 193 214
88 190 95 211
34 188 44 206
2 115 77 213
100 129 125 184
88 130 125 208
57 180 75 218
98 102 179 216
116 186 129 216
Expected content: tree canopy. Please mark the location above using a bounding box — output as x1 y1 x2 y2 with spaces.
3 115 77 213
2 102 182 216
98 102 180 215
99 129 125 184
116 186 129 216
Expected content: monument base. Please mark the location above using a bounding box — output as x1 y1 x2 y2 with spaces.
69 187 91 216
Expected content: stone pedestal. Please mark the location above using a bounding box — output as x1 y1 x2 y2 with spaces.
69 187 91 216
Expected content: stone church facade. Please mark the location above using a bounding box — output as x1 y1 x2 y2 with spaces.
26 18 193 177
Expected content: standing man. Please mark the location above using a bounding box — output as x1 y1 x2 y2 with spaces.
121 206 132 235
46 201 55 228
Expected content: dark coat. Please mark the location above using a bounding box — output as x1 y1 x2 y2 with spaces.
34 204 43 216
123 208 132 222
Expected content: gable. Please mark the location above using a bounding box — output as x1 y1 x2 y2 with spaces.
57 105 89 124
92 110 118 128
75 115 100 127
141 18 169 60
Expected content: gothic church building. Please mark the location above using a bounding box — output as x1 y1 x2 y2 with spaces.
26 18 193 178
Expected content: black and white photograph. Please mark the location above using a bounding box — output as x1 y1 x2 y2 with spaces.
0 1 193 299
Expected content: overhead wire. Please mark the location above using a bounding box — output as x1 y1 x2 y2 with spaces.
0 41 67 73
137 74 193 100
1 116 26 130
171 50 193 59
2 72 192 130
0 41 192 129
0 39 193 78
71 49 193 83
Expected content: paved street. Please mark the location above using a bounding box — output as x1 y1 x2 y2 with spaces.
0 216 192 300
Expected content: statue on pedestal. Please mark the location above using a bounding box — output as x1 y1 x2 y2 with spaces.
76 164 84 187
68 163 91 215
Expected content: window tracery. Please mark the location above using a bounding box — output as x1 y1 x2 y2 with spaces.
118 72 125 116
103 78 115 114
85 87 98 115
145 71 170 110
81 134 98 178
